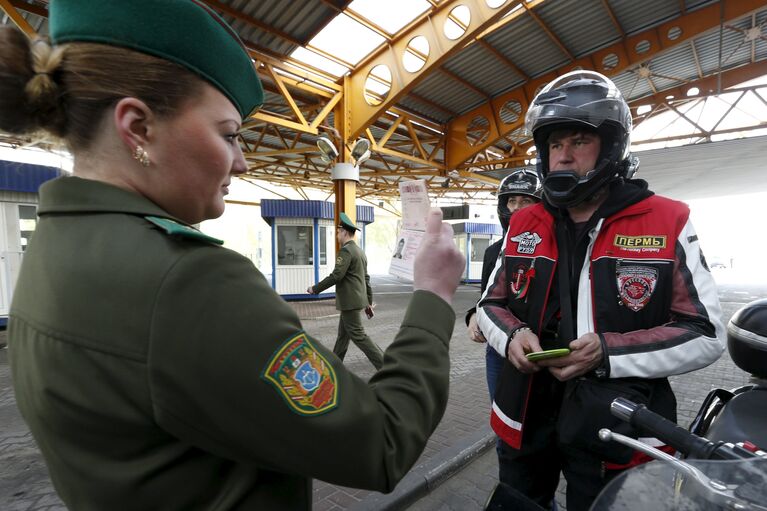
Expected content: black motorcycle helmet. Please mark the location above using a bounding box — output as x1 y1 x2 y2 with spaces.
525 70 633 209
497 168 542 231
727 298 767 379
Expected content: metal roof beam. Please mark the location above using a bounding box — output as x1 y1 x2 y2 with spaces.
522 1 574 61
7 0 45 17
476 39 529 80
438 68 491 99
708 90 746 133
0 0 37 37
633 122 767 147
346 0 520 141
408 92 459 117
445 0 767 169
630 60 767 108
690 41 704 78
345 8 392 41
250 50 342 93
202 0 303 47
600 0 624 37
452 57 767 167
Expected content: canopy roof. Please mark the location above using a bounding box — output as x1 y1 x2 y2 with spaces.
2 0 766 203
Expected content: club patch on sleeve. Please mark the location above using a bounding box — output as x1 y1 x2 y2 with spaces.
262 333 338 415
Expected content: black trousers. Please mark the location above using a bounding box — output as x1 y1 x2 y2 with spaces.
497 371 622 511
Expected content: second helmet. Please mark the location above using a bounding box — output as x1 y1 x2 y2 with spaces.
497 168 541 230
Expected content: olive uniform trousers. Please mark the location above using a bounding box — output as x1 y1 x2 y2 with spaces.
334 309 384 369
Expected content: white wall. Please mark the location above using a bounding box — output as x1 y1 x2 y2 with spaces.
687 191 767 286
0 192 38 317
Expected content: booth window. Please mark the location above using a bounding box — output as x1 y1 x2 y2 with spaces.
319 227 327 265
18 204 37 252
471 237 490 262
455 237 466 258
277 226 313 266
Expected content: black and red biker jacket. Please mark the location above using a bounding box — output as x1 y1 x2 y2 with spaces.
477 186 725 454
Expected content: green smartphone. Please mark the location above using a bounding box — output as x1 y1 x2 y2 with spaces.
525 348 571 362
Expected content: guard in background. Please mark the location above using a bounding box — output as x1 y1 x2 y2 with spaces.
308 212 384 369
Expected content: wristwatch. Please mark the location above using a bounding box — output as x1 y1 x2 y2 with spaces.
593 333 610 379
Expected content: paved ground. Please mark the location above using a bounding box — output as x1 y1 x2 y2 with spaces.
0 275 764 510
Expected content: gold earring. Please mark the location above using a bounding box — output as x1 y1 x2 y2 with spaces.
132 145 151 167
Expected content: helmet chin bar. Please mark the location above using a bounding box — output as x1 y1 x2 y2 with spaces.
543 158 615 208
543 171 586 208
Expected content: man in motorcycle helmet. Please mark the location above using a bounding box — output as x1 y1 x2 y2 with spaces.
466 169 541 401
477 71 725 511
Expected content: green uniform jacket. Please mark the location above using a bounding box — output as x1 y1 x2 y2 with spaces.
9 177 454 511
313 239 371 311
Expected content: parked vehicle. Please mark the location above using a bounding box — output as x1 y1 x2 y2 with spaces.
595 297 767 510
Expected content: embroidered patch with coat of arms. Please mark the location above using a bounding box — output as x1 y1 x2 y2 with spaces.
262 333 338 415
616 265 658 312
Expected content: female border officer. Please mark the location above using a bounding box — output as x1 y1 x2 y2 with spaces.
0 1 465 509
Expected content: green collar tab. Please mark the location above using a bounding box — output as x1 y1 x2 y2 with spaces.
145 216 223 245
48 0 263 118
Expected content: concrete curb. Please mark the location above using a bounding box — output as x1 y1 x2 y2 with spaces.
349 426 496 511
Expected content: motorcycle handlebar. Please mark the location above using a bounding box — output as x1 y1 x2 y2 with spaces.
610 398 747 460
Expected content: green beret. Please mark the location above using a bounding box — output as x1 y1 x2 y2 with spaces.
48 0 263 118
339 212 360 232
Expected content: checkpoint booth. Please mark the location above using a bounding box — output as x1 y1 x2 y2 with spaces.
0 160 61 327
260 200 374 300
452 222 503 284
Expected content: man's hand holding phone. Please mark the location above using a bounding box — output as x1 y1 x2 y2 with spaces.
507 328 544 374
525 348 571 362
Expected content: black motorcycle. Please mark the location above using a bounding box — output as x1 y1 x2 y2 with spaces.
594 297 767 510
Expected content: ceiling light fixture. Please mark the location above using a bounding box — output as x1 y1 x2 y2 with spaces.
316 136 339 164
350 138 371 167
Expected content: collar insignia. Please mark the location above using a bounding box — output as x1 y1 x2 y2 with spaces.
145 216 223 245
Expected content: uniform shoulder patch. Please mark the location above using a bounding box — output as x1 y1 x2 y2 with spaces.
336 245 353 264
145 216 223 245
262 332 338 415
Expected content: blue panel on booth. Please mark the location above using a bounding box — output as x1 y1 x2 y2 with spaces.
452 222 503 236
0 160 61 193
261 199 374 225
